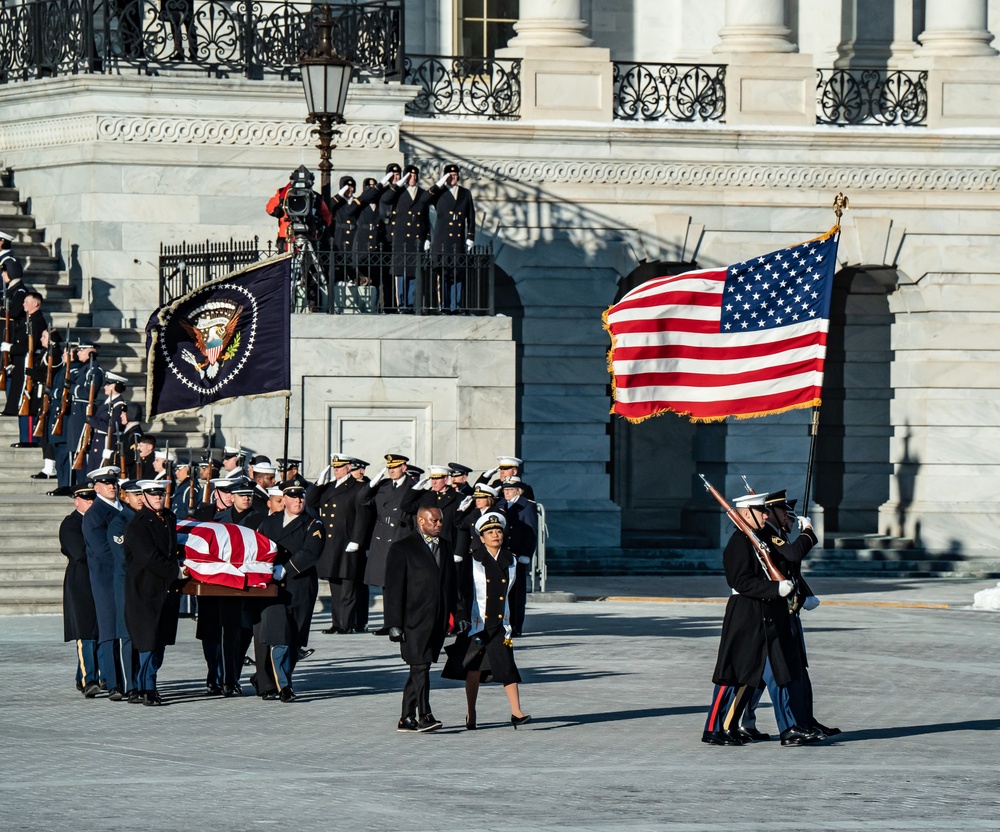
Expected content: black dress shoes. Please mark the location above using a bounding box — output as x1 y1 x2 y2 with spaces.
417 714 443 732
321 626 339 634
261 690 279 701
205 683 224 696
128 690 143 704
298 648 315 660
75 681 84 693
370 626 391 636
48 486 73 496
108 688 125 702
780 726 824 746
30 471 54 479
83 682 101 698
223 684 243 697
397 715 419 732
279 686 297 703
741 728 771 742
143 692 163 706
243 655 255 666
701 730 742 746
812 721 841 736
11 442 39 448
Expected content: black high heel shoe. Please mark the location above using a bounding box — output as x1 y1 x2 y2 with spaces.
465 715 477 730
510 714 531 730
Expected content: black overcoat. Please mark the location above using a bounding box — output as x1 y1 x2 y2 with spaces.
712 524 817 688
123 507 181 653
61 509 98 642
255 511 325 646
380 184 432 273
383 530 457 666
306 476 372 580
362 476 415 586
410 488 462 547
82 496 123 642
355 185 387 254
428 184 476 254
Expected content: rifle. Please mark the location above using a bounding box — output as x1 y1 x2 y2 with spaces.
17 314 35 417
163 441 174 509
742 475 804 613
0 290 9 393
71 357 99 471
32 335 58 440
52 332 72 437
187 455 197 513
699 474 787 583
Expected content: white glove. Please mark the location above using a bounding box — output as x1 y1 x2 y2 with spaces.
797 515 813 531
414 476 431 491
436 175 449 188
369 466 387 486
777 580 794 597
338 185 349 197
0 342 10 352
345 542 359 553
802 595 820 611
466 238 474 251
483 466 498 480
101 448 113 461
315 464 332 486
458 495 473 512
380 171 393 185
423 239 431 252
272 564 286 581
177 565 186 580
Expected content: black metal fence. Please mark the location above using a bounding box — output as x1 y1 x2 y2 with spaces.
403 55 521 119
816 68 928 126
0 0 402 82
159 236 495 315
613 62 726 122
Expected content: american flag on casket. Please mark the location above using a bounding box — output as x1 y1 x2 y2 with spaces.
177 520 277 589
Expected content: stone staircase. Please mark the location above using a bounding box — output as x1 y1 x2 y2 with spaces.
0 175 205 614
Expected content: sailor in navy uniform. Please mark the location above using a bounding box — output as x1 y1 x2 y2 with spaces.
276 458 309 490
476 455 536 502
448 462 475 497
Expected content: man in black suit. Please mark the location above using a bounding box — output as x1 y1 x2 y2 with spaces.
307 453 372 634
254 482 325 701
427 163 476 312
383 506 458 732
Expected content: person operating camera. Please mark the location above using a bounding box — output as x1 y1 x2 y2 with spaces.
265 165 333 253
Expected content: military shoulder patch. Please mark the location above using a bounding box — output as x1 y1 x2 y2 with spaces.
313 529 323 538
771 536 785 547
113 535 124 545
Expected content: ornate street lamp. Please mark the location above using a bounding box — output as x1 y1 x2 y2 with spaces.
299 4 354 200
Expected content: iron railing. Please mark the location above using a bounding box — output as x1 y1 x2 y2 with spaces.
0 0 402 82
816 68 928 126
613 62 726 122
159 236 496 315
403 54 521 119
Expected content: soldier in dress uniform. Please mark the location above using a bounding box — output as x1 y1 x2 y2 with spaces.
501 477 538 637
361 454 416 633
266 485 284 515
307 452 373 635
348 457 375 631
107 478 144 701
172 459 193 520
448 462 475 497
3 290 47 441
253 481 325 702
122 479 184 706
475 455 535 501
65 344 103 488
410 465 462 550
276 458 309 490
379 164 433 311
135 434 156 480
360 168 396 306
220 445 245 478
427 163 477 312
61 482 100 697
251 460 277 514
83 371 138 474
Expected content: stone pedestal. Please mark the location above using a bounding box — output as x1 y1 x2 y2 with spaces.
923 60 1000 128
719 53 817 127
495 45 613 122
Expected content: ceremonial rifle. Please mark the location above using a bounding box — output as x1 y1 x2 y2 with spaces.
52 332 73 437
699 474 787 583
17 314 35 417
187 454 197 514
201 447 213 506
71 355 98 471
32 334 58 440
742 475 804 614
0 290 9 393
164 440 174 510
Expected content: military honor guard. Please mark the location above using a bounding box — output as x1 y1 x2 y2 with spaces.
448 462 474 497
83 371 137 473
383 506 457 732
277 457 309 490
427 163 477 312
122 480 184 706
66 342 103 487
501 477 538 637
3 289 48 442
60 482 100 697
379 163 432 311
107 478 145 700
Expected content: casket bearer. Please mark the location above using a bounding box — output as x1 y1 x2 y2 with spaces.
122 479 184 706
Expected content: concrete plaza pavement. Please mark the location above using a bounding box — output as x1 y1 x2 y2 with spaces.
2 576 998 831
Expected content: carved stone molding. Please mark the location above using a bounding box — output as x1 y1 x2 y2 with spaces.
0 116 98 151
413 156 1000 192
94 118 396 148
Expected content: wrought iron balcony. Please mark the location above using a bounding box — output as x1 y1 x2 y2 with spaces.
612 62 726 122
0 0 402 83
402 55 521 120
816 68 928 126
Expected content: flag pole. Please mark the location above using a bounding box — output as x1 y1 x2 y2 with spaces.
281 393 291 482
801 192 849 514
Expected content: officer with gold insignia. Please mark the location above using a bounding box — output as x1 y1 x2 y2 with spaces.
427 163 476 312
408 465 462 550
306 452 373 635
379 164 432 311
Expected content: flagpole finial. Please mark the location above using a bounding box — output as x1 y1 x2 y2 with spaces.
832 192 850 225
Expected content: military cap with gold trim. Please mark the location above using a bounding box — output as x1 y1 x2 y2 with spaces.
472 483 498 500
474 512 507 535
427 465 451 479
330 452 353 468
280 481 307 498
384 453 409 468
72 483 97 500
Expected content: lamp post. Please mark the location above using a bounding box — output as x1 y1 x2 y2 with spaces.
299 4 354 201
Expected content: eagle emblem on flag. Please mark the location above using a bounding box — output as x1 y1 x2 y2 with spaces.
179 300 244 381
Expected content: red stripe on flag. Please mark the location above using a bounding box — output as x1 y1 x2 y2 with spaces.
612 385 824 422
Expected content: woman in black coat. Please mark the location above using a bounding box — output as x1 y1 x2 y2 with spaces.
442 512 530 730
60 483 99 696
122 481 183 706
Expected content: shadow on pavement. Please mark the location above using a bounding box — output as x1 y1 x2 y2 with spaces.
527 705 706 730
831 718 1000 742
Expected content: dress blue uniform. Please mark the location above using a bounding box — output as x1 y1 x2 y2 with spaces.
81 490 124 693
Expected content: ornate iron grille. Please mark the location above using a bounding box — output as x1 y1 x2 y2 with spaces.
816 68 928 126
612 62 726 122
0 0 402 83
159 237 264 305
402 55 521 120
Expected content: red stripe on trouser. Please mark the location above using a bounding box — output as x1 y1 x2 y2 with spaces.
708 685 727 732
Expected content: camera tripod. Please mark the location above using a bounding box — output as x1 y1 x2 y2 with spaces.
288 226 326 313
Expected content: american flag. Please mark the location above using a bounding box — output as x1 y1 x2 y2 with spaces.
177 520 278 589
605 230 840 422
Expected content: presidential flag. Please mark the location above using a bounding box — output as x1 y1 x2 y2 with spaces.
178 520 278 589
145 255 292 419
604 228 840 422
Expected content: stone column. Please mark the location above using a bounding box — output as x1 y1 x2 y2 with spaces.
713 0 815 127
495 0 612 122
713 0 795 54
918 0 997 57
888 0 917 64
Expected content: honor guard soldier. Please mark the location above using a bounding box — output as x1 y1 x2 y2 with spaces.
331 176 360 254
454 483 503 572
122 480 184 706
3 290 48 441
83 371 134 473
448 462 475 497
360 167 397 305
61 482 100 696
107 479 145 700
220 445 245 478
500 477 538 636
253 481 325 701
307 453 373 635
277 458 309 490
477 456 535 501
1 255 28 321
172 459 194 521
427 163 477 312
0 230 18 274
251 459 277 513
410 465 462 550
81 465 126 698
379 164 433 311
135 434 156 480
65 343 103 488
